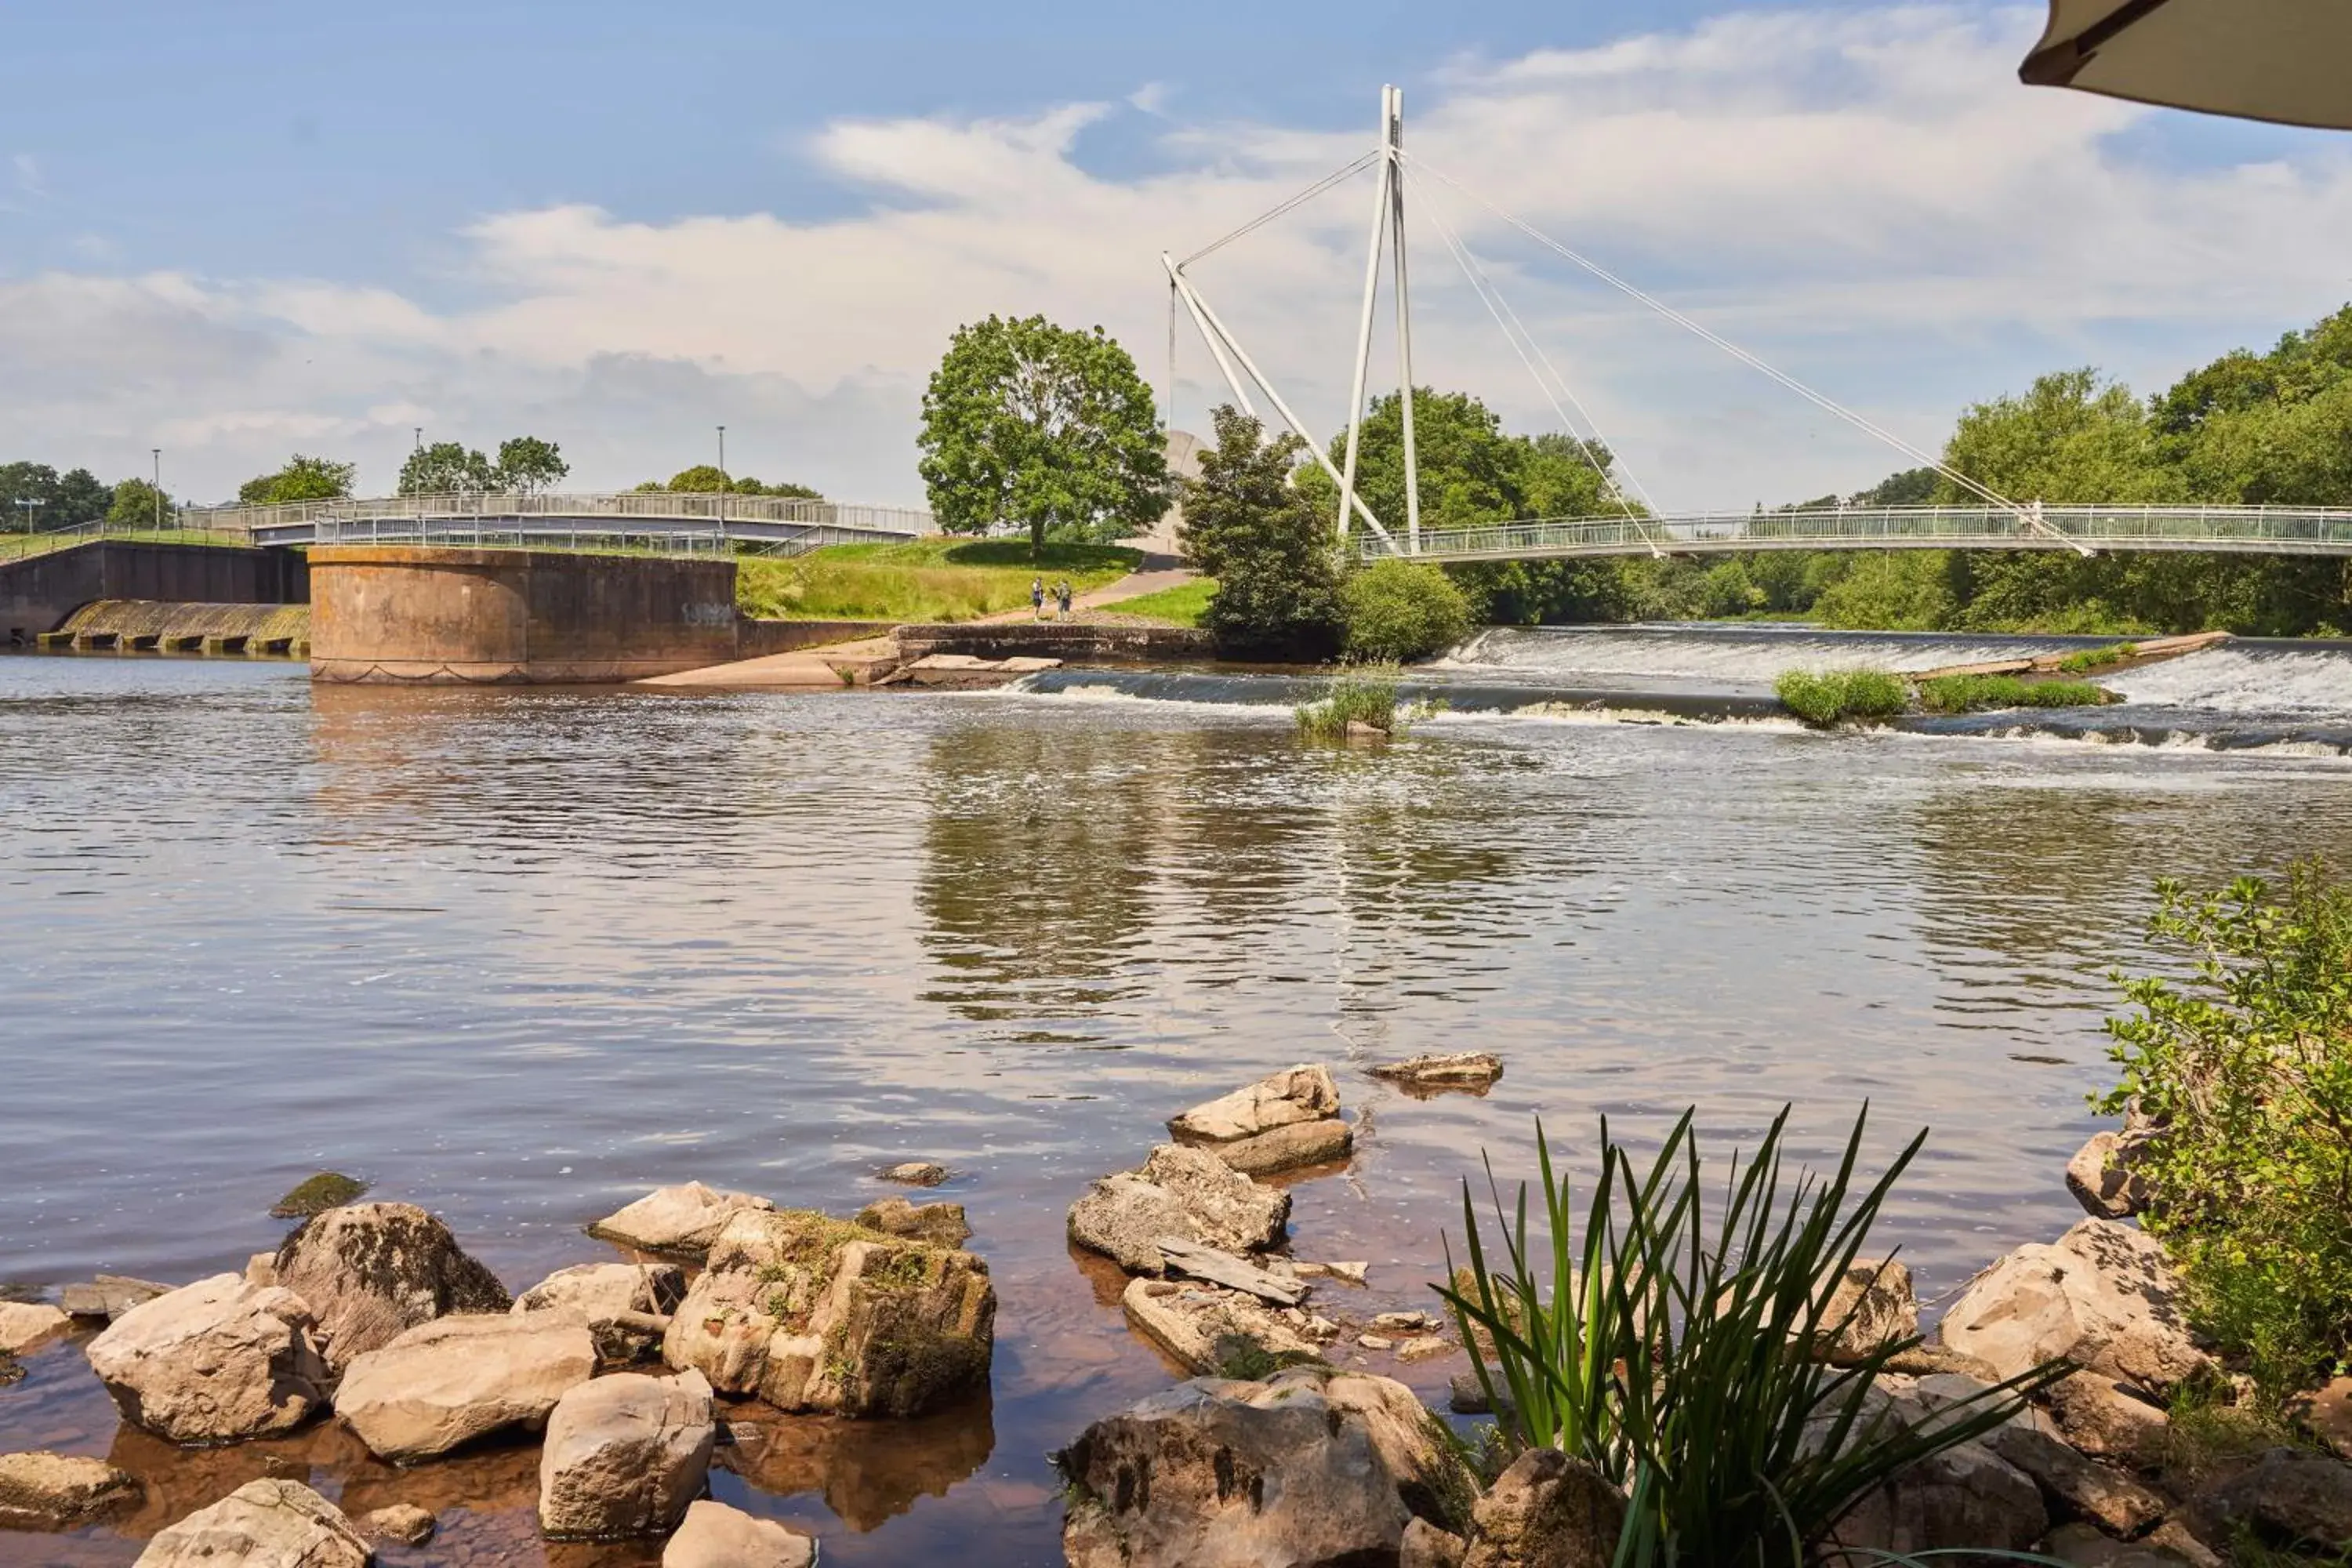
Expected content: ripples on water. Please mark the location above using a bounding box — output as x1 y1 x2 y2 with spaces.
4 648 2351 1565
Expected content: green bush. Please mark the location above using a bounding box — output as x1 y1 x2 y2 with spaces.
1774 668 1908 727
2056 641 2140 674
1913 674 2110 713
2102 861 2352 1405
1341 559 1475 663
1296 664 1402 740
1437 1107 2061 1563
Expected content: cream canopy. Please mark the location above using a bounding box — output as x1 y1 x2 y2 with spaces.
2021 0 2352 130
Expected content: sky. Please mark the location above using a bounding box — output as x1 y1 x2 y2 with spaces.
6 0 2352 511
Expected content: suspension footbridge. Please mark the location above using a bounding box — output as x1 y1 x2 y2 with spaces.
170 492 932 557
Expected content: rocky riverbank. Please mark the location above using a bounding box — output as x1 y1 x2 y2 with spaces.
2 1057 2347 1565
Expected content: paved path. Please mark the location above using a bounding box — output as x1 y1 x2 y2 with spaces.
978 555 1195 625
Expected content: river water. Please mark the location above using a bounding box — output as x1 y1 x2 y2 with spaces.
3 629 2350 1566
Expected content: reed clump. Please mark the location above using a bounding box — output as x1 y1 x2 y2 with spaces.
1297 663 1403 740
1773 668 1908 727
1915 674 2110 713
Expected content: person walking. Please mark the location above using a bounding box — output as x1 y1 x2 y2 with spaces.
1057 580 1073 618
1031 577 1045 620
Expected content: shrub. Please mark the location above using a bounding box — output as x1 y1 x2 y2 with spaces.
1914 674 2109 713
2056 641 2139 673
1341 559 1477 662
1296 664 1402 739
1774 668 1908 727
1437 1107 2063 1563
2101 860 2352 1404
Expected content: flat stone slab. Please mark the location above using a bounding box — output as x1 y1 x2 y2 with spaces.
1157 1239 1307 1306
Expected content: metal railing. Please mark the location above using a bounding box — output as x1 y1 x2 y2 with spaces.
1363 503 2352 563
183 490 934 542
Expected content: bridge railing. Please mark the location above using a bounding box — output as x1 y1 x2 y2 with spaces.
181 491 935 539
1366 503 2352 562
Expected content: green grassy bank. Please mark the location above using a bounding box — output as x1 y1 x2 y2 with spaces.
736 537 1139 622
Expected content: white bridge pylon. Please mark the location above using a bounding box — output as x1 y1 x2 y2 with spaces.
1163 88 2090 560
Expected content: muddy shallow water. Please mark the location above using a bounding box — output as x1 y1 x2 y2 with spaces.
5 648 2351 1565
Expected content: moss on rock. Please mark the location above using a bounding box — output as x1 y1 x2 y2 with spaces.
269 1171 370 1219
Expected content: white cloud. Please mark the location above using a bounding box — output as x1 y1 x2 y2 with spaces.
12 153 43 196
10 5 2352 509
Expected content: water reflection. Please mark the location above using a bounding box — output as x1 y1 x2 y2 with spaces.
715 1389 995 1531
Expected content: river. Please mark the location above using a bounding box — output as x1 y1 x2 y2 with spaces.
3 628 2349 1565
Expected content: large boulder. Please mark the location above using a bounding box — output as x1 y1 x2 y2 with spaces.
0 1451 142 1529
589 1181 775 1258
86 1275 331 1444
1815 1258 1918 1363
1169 1065 1352 1174
57 1277 172 1323
2188 1445 2352 1548
2045 1372 2172 1461
335 1312 595 1461
662 1207 993 1417
2066 1131 2154 1220
1059 1370 1440 1568
1940 1219 2209 1395
514 1261 684 1363
1122 1278 1327 1374
134 1479 371 1568
538 1368 715 1538
0 1301 70 1356
1824 1439 2048 1555
1069 1143 1291 1275
1461 1448 1624 1568
273 1203 510 1370
855 1197 972 1248
1907 1371 2167 1537
664 1499 817 1568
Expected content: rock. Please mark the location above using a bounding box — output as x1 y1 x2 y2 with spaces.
1318 1370 1479 1530
1343 719 1388 741
1979 1419 2169 1537
1058 1370 1432 1568
2040 1520 2198 1567
1448 1373 1493 1414
1398 1336 1452 1362
86 1275 331 1444
2146 1519 2225 1568
0 1301 70 1356
1815 1257 1918 1362
538 1368 715 1538
2066 1130 2154 1220
1403 1517 1470 1568
1159 1238 1307 1305
1359 1334 1396 1352
587 1181 776 1258
58 1276 172 1322
2188 1444 2352 1548
1323 1261 1369 1286
1370 1053 1504 1093
335 1312 596 1461
662 1207 993 1417
855 1197 972 1248
245 1253 279 1290
1374 1312 1438 1333
663 1498 817 1568
1824 1439 2048 1554
358 1503 435 1544
1461 1447 1626 1568
2045 1372 2172 1461
1880 1342 2002 1379
1123 1277 1321 1374
1170 1065 1352 1174
882 1161 949 1188
270 1171 371 1219
1068 1143 1291 1275
1941 1218 2209 1395
2295 1375 2352 1462
514 1261 684 1363
134 1479 370 1568
0 1450 142 1528
274 1202 511 1370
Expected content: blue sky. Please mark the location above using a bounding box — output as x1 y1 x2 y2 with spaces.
7 2 2351 507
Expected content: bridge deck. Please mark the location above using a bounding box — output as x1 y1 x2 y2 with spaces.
174 492 933 557
1365 504 2352 563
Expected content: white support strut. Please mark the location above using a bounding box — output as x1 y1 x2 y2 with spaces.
1160 252 1255 420
1336 88 1394 543
1388 86 1421 555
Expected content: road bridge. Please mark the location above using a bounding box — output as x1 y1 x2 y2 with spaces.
1361 504 2352 564
179 492 932 556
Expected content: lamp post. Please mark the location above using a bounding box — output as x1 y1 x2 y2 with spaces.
716 425 726 536
14 496 42 539
151 449 162 532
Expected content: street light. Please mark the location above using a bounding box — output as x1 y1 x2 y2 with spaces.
14 497 42 539
151 448 163 532
716 425 727 533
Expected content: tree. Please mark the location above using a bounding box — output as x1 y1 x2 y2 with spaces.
494 437 568 495
659 465 731 493
397 441 497 496
106 477 172 532
917 314 1168 556
53 467 111 526
238 454 355 506
1181 405 1343 659
1342 559 1475 662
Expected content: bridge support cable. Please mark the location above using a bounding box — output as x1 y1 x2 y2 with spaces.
1399 153 2093 559
1163 254 1399 549
1403 164 1663 556
1177 152 1381 271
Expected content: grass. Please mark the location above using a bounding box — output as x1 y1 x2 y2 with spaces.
735 536 1139 622
1105 577 1215 627
1297 663 1403 739
1914 674 2110 713
2056 641 2140 673
1774 668 1910 727
0 527 254 562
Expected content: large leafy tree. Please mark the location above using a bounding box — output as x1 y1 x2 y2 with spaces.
643 465 819 498
238 454 355 506
1180 405 1343 659
106 477 172 531
494 437 569 495
0 462 108 530
918 314 1168 556
397 441 497 496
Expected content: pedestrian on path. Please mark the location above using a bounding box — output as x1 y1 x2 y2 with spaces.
1031 577 1044 620
1057 580 1073 618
